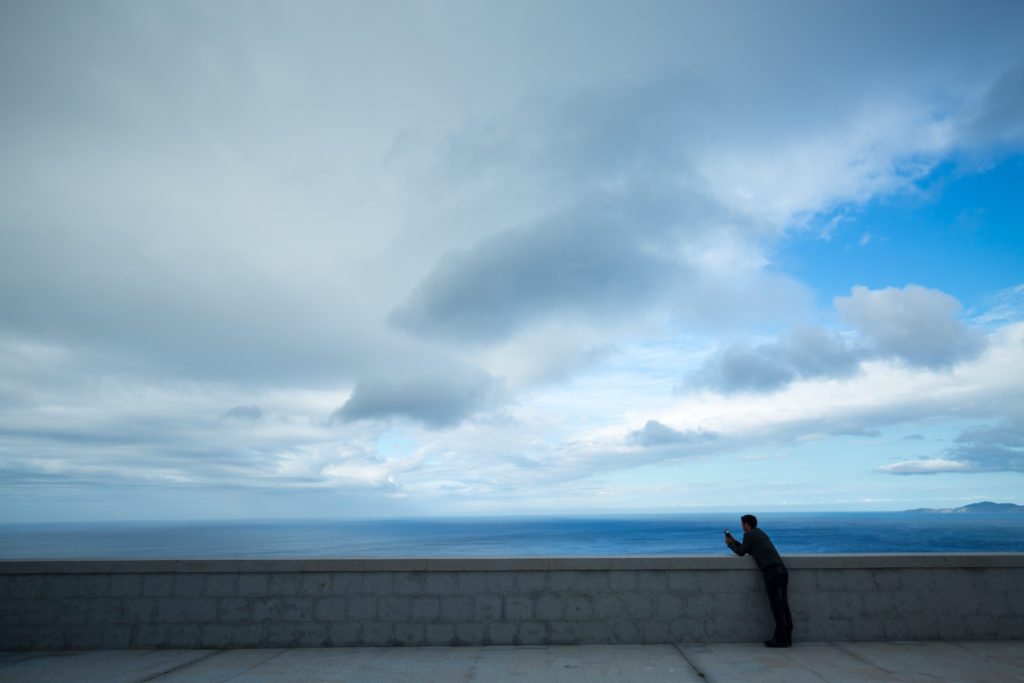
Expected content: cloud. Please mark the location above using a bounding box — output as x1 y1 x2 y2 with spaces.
878 421 1024 475
687 285 992 397
836 285 987 369
948 423 1024 471
627 420 717 448
686 325 862 394
876 459 973 475
332 365 500 429
222 405 263 421
959 62 1024 149
390 211 682 344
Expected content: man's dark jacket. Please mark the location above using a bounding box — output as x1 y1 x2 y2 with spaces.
727 527 785 571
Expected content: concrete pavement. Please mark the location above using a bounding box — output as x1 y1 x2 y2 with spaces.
2 641 1023 682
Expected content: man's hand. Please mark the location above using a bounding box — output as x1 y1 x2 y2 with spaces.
724 535 733 546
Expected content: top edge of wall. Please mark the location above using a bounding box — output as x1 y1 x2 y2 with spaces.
1 554 1023 573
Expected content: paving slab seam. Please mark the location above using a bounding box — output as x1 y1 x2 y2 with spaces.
461 645 487 683
831 641 899 678
216 649 292 683
775 646 829 682
672 642 710 680
138 649 224 682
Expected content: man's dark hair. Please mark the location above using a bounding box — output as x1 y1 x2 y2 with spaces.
741 514 758 528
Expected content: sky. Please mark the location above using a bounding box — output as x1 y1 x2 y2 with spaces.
2 0 1024 523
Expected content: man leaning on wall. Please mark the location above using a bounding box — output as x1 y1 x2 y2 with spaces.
725 514 794 647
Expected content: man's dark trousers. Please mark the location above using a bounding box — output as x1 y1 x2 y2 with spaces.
763 565 793 641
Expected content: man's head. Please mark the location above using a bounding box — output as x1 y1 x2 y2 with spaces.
740 514 758 532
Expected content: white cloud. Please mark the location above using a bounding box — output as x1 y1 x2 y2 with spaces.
876 459 973 475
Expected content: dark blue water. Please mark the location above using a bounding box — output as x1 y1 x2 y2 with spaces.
1 513 1022 559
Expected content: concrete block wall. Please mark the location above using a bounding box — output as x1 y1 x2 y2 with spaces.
2 555 1022 650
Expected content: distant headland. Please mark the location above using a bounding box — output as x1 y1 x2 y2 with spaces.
903 501 1024 514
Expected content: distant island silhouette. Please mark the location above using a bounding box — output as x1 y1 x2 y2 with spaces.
904 501 1024 514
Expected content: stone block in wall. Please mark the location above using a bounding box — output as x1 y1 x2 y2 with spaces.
482 571 516 595
361 620 394 646
43 575 79 599
440 596 472 622
314 596 348 622
578 620 612 643
410 596 440 621
362 573 394 595
132 623 166 649
653 593 684 620
86 598 126 625
393 622 425 646
517 621 547 645
473 595 502 622
535 594 565 620
504 596 532 621
107 573 144 597
173 574 206 597
455 622 484 645
332 572 362 593
142 574 175 597
550 620 579 644
592 595 624 619
547 570 587 593
346 596 378 621
622 593 654 619
102 624 134 650
77 575 112 598
205 573 237 596
267 573 303 595
638 571 669 593
564 595 593 620
265 621 330 648
488 621 518 644
965 615 999 640
425 573 455 595
996 615 1024 639
455 572 488 595
379 596 411 621
641 620 670 643
611 620 639 643
425 623 455 645
157 597 217 623
517 572 546 595
218 597 252 622
608 570 639 592
393 571 425 596
163 623 204 649
330 621 361 646
236 573 269 596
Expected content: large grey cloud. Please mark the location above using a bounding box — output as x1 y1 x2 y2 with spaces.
949 423 1024 471
627 420 717 448
687 285 987 395
332 364 500 428
835 285 986 369
959 62 1024 149
389 211 684 344
686 325 862 394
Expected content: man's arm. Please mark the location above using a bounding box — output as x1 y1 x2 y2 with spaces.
725 534 744 555
728 530 760 557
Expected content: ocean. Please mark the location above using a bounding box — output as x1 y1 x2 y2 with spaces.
1 513 1022 559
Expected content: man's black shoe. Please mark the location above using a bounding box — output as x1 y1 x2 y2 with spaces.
764 638 791 648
